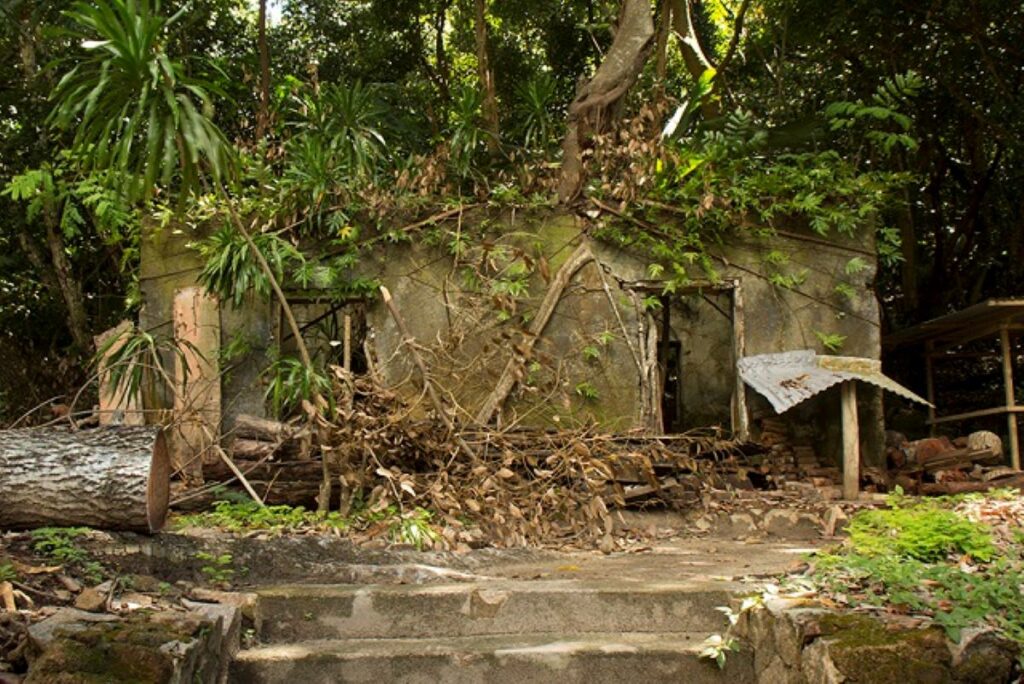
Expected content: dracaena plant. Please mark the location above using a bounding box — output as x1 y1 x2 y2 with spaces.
49 0 234 199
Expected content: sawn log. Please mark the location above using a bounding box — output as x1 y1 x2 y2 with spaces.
0 426 170 533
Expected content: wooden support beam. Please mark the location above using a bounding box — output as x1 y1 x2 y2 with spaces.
1001 326 1020 470
927 405 1024 425
841 381 860 501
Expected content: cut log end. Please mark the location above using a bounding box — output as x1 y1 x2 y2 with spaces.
146 429 171 533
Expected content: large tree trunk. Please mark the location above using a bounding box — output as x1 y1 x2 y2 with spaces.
558 0 655 202
0 427 170 533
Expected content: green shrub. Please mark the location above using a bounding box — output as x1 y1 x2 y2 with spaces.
846 502 995 562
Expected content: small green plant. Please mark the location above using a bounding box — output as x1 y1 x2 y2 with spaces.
574 381 600 402
0 562 18 583
814 330 846 353
31 527 106 583
833 282 857 301
388 508 439 551
195 552 235 586
808 494 1024 655
699 633 739 669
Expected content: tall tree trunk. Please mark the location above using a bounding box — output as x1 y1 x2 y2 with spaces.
44 201 92 350
669 0 720 118
255 0 271 140
474 0 500 151
558 0 655 202
17 9 92 350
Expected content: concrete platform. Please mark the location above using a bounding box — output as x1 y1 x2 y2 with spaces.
231 632 753 684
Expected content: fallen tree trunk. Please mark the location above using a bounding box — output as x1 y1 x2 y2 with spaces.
0 427 170 533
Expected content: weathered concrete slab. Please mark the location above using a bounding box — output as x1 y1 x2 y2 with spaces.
256 579 740 642
230 632 752 684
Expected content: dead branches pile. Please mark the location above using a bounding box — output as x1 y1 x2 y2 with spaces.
209 366 749 549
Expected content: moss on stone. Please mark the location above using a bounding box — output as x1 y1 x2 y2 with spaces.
25 615 201 684
814 613 953 683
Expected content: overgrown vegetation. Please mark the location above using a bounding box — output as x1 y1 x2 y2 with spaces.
807 491 1024 655
174 499 441 551
3 0 1020 421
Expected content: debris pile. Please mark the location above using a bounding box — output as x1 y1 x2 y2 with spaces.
752 416 839 488
887 430 1024 494
178 370 752 548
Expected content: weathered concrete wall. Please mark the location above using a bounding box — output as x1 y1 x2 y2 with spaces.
139 208 885 464
364 209 884 463
139 221 273 432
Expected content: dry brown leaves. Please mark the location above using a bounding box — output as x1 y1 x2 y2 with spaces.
316 368 745 549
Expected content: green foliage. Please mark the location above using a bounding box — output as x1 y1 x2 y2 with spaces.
845 499 995 562
574 381 599 402
448 86 491 178
51 0 234 198
515 73 560 152
0 562 18 583
388 508 439 550
264 355 333 417
194 551 234 586
176 500 348 534
30 527 105 583
810 496 1022 651
814 330 847 353
825 71 923 156
699 633 739 669
175 500 440 550
92 325 187 404
194 226 304 307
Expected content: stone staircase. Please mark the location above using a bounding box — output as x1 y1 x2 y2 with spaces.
229 578 754 683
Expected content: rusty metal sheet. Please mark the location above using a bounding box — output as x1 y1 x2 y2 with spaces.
737 350 932 415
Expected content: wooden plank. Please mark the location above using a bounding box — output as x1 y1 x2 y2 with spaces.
93 321 145 426
171 287 221 483
1001 326 1020 470
841 381 860 501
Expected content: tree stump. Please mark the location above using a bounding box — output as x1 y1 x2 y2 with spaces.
0 427 170 533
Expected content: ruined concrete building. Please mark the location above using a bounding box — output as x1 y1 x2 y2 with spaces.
137 208 887 474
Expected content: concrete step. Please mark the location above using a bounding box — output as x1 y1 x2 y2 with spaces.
230 632 752 684
256 579 740 642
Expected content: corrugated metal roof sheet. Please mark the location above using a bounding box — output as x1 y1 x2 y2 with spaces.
737 350 932 415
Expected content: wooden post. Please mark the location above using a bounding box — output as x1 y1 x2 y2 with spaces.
1000 326 1020 470
925 340 936 436
730 283 749 440
841 381 860 500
